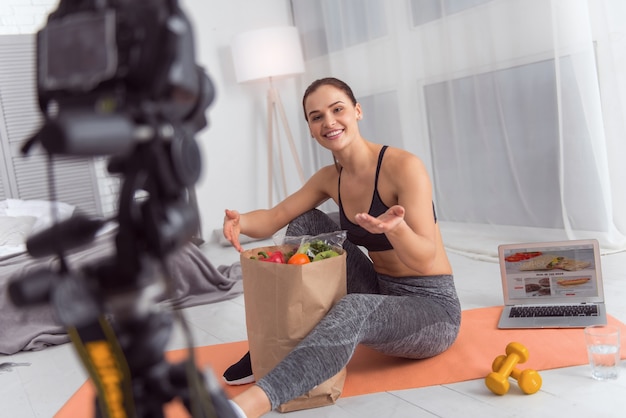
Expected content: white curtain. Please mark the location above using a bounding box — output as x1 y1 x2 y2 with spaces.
292 0 626 258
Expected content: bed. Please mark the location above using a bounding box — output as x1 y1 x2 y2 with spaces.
0 199 244 355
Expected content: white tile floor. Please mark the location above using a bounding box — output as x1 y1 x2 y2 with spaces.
2 238 626 418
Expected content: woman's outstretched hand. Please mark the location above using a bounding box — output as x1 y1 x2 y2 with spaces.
223 209 244 252
355 205 405 235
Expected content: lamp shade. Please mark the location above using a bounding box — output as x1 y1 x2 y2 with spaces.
231 26 305 83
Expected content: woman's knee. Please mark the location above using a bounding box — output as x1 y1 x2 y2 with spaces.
331 293 384 319
286 209 338 236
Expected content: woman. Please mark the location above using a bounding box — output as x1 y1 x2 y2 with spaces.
224 77 461 418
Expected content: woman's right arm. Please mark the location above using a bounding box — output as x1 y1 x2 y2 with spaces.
222 207 284 252
223 165 338 251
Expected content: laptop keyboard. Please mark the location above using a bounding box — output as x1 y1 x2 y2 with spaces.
509 304 599 318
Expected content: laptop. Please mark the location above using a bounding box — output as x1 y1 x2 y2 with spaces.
497 239 607 329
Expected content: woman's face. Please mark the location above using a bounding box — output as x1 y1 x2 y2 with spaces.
304 84 362 149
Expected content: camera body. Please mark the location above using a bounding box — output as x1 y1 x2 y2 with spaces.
33 0 214 176
37 0 214 128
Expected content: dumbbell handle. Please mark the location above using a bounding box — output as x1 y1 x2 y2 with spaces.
491 355 509 372
495 352 521 378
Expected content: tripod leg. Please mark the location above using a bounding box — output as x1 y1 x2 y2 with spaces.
273 88 305 184
266 89 274 207
168 361 240 418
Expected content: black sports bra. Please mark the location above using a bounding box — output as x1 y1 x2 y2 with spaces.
338 146 394 252
338 146 438 252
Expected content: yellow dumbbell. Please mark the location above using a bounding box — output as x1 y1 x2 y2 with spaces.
491 354 542 394
485 342 542 395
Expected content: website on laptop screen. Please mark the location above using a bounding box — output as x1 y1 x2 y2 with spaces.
501 242 600 301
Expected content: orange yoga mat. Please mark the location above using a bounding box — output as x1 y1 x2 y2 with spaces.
55 306 626 417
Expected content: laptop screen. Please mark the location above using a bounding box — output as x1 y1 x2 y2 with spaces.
498 239 604 305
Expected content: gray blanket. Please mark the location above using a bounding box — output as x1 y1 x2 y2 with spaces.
0 231 242 355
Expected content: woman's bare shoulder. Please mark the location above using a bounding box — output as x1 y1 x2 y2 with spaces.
313 164 341 180
383 147 426 175
306 164 340 197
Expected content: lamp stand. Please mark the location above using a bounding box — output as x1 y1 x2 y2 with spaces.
266 79 305 207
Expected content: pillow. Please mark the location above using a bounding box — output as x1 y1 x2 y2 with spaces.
4 199 75 233
0 216 37 246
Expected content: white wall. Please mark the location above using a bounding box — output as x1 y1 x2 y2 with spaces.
0 0 50 34
0 0 307 240
184 0 309 240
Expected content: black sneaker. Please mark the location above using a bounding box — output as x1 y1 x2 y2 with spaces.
223 351 255 385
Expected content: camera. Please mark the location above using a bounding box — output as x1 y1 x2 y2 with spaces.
33 0 214 156
9 1 238 416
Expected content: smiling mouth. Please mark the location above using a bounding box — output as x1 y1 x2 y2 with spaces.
324 129 343 139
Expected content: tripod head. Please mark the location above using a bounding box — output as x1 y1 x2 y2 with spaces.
9 1 238 416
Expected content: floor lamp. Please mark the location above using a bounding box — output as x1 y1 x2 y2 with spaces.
231 26 306 207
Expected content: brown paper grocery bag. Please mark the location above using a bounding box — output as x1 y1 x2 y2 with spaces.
240 245 347 412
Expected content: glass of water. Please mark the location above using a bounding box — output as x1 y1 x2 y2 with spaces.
584 324 621 380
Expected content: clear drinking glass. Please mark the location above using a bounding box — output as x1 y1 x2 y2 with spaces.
584 324 621 380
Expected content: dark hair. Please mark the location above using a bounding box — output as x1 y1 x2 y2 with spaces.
302 77 357 121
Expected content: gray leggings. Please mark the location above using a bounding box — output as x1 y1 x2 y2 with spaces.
256 209 461 409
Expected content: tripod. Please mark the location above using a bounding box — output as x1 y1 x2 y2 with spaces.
265 78 306 207
8 1 239 415
11 133 239 417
